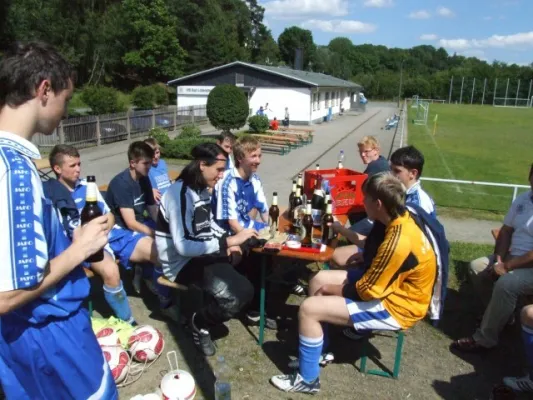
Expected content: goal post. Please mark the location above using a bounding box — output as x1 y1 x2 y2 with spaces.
413 101 429 126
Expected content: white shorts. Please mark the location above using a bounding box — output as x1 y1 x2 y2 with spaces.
345 299 402 332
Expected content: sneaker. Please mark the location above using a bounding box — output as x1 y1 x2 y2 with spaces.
503 375 533 393
342 327 369 341
125 316 138 327
288 352 335 369
246 311 278 330
270 372 320 394
291 284 307 296
191 313 216 357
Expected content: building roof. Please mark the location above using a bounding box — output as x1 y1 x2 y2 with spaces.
167 61 361 89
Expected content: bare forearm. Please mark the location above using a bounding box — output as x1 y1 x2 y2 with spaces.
494 228 512 258
0 244 87 315
261 212 269 223
128 220 154 237
337 226 365 247
107 213 115 230
228 219 243 234
507 251 533 271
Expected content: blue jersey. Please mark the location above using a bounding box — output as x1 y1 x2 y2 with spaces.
148 159 171 196
213 167 268 231
0 131 89 325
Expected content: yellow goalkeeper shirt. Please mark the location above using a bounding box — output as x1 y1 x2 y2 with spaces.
355 212 437 329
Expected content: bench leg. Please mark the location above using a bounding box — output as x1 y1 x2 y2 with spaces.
359 337 368 373
392 331 405 379
360 331 405 379
258 256 267 346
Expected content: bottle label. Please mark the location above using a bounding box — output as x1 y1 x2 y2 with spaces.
326 222 334 240
86 182 98 202
311 209 323 226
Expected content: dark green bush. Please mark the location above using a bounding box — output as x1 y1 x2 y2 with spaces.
81 86 124 115
132 86 155 109
248 115 269 133
163 138 216 159
149 127 170 147
179 124 201 139
151 84 169 106
206 84 248 132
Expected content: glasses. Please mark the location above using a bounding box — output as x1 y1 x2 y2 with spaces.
359 148 376 155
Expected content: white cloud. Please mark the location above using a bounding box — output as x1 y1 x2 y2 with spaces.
408 10 431 19
439 31 533 51
363 0 393 7
437 6 454 17
301 19 377 34
262 0 349 17
420 34 438 41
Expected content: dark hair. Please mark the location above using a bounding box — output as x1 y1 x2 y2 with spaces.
0 41 75 108
390 145 425 178
144 137 158 147
49 144 80 173
128 141 155 162
178 143 228 191
216 131 236 145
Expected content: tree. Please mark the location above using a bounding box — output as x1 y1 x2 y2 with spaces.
278 26 316 69
207 85 249 132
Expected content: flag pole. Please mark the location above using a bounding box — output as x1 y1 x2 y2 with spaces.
433 114 438 136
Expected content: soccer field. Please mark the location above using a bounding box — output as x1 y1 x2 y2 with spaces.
408 103 533 213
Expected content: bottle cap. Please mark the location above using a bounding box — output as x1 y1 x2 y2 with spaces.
273 192 277 196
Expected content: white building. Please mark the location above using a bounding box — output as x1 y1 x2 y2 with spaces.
167 61 364 125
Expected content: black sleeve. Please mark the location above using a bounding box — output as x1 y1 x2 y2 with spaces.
342 284 363 301
141 177 155 206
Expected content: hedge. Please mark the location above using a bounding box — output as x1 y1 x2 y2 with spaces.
206 84 249 132
161 137 216 160
248 115 269 133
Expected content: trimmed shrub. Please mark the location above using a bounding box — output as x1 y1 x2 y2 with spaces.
206 84 249 132
149 127 170 147
81 86 124 115
248 115 269 133
132 86 155 109
151 84 169 106
163 138 216 160
179 124 201 139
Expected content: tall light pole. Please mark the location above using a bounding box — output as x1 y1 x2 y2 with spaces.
398 59 405 108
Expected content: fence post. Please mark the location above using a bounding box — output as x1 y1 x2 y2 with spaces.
96 116 101 146
189 106 195 123
173 106 177 131
126 109 131 140
152 109 156 130
59 121 65 144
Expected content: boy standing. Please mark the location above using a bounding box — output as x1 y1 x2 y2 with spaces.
0 42 117 399
144 137 171 203
45 144 137 325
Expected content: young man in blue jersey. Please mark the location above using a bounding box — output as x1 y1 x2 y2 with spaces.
46 144 137 325
106 141 176 321
213 136 277 329
0 41 117 399
144 138 171 204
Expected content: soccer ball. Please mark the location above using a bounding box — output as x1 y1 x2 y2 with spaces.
128 325 165 362
101 345 130 384
96 327 121 347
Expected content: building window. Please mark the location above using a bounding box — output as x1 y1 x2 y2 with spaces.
325 92 330 108
313 93 317 111
318 93 321 110
235 73 244 86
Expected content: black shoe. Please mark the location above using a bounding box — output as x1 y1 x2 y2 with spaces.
246 311 278 330
191 313 216 356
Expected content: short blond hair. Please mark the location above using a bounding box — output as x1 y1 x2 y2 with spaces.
363 172 406 218
233 136 261 167
358 135 380 149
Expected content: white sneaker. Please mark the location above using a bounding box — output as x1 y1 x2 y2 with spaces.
270 372 320 393
503 374 533 393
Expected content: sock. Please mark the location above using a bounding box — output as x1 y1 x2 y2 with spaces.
322 323 330 351
103 281 134 323
298 334 323 383
522 324 533 379
152 268 173 308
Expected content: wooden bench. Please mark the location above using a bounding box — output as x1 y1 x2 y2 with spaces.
259 143 290 155
251 134 298 149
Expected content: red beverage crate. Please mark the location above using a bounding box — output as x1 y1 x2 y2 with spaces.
303 168 367 215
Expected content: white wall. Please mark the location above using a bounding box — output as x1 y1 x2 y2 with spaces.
310 88 351 122
176 85 215 108
249 87 311 123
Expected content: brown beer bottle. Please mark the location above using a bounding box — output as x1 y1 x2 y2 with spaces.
288 180 297 212
269 192 280 236
81 175 104 263
321 200 335 245
292 187 303 224
297 173 303 192
301 201 313 246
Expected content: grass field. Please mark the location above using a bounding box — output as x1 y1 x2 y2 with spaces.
408 103 533 214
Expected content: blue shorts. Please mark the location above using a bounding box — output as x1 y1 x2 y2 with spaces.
350 217 374 236
108 228 147 270
0 309 117 400
347 267 366 284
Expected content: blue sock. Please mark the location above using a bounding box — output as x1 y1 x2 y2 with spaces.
152 267 173 308
322 323 329 351
103 281 134 323
522 324 533 379
298 334 323 383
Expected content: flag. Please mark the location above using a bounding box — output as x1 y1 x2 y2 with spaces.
434 114 439 122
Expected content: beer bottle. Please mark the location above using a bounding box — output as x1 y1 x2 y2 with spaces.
321 200 335 245
81 175 104 263
288 180 297 211
310 176 324 227
301 201 313 246
337 160 343 169
269 192 280 236
292 187 303 224
323 190 331 213
297 173 303 192
314 164 320 188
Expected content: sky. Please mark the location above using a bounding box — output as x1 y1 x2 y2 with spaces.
259 0 533 65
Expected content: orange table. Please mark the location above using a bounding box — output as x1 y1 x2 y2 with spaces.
253 209 348 346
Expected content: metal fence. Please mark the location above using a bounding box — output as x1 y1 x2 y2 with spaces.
32 105 208 149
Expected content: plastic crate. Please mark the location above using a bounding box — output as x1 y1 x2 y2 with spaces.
304 168 367 215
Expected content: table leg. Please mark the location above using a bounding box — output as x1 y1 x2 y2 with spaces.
258 255 267 346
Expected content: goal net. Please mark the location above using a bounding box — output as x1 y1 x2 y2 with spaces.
413 101 429 126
